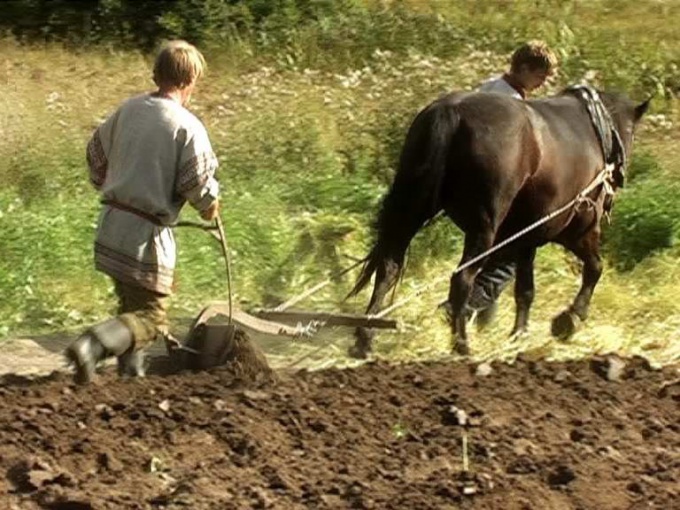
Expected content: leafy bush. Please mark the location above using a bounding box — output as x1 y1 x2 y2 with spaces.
603 175 680 271
625 149 664 183
3 0 679 98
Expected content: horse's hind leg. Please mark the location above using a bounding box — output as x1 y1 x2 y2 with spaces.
510 247 536 337
447 229 495 355
552 228 602 339
351 258 401 359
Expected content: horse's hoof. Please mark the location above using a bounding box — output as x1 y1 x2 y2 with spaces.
351 327 373 359
509 327 528 341
551 311 581 340
348 344 371 360
453 340 470 356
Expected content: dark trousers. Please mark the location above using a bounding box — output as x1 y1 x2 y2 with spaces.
113 280 169 351
468 260 516 311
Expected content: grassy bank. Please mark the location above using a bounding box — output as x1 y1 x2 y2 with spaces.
1 0 678 366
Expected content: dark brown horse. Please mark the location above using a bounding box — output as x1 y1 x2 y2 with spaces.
348 88 649 358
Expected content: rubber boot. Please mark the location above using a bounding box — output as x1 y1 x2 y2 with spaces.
64 332 106 385
65 317 134 384
117 350 146 378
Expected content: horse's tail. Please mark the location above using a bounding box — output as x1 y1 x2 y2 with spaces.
346 243 383 300
348 99 460 298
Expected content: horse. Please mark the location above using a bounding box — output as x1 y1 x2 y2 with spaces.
347 87 649 358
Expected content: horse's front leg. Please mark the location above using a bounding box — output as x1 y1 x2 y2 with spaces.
510 247 536 337
351 258 401 359
447 231 495 355
552 228 602 339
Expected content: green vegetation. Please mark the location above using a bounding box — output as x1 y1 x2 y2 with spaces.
603 152 680 270
1 0 678 367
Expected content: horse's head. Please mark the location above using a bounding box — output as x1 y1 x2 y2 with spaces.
600 91 650 161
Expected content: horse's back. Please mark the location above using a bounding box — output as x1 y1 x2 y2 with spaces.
421 92 540 233
441 91 530 126
452 92 604 186
524 95 605 191
475 94 604 242
431 91 606 241
448 92 538 164
452 92 540 180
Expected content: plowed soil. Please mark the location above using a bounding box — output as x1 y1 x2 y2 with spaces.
1 355 678 510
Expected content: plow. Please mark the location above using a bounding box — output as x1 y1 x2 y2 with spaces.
169 217 398 370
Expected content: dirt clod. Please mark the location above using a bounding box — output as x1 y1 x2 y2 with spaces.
96 451 123 473
547 464 577 487
475 363 493 377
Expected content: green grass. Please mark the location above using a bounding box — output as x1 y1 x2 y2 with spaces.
1 1 679 367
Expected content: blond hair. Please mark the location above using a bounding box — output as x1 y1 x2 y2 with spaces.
153 40 205 89
510 40 558 74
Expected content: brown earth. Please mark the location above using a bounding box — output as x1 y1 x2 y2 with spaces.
0 354 678 510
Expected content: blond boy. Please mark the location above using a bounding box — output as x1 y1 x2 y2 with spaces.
66 40 220 383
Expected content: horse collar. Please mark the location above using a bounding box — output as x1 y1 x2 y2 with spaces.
565 85 627 187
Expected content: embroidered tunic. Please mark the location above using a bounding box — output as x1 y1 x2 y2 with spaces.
86 94 219 294
478 76 523 100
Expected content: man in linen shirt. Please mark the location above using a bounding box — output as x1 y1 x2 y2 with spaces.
66 40 220 383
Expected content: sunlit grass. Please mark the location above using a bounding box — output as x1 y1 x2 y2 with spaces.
344 243 680 369
1 1 679 369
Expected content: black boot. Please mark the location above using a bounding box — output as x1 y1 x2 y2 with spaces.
64 333 106 385
65 317 134 384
